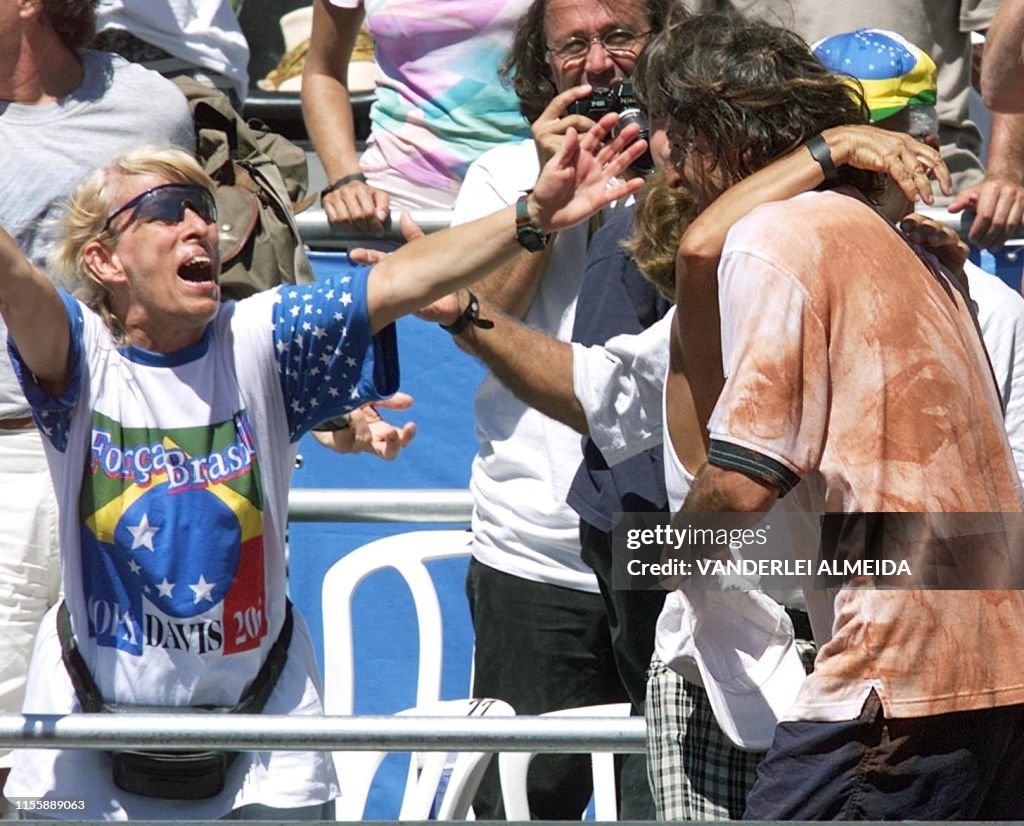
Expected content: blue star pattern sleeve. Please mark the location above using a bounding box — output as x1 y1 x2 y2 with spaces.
272 266 400 440
8 287 86 452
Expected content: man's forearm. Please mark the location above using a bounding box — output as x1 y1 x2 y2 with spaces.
472 245 556 320
682 462 780 514
455 302 588 434
982 4 1024 113
985 112 1024 183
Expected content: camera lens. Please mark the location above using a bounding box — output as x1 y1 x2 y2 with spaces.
613 108 655 176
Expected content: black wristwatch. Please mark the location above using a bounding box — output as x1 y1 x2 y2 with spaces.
515 192 549 252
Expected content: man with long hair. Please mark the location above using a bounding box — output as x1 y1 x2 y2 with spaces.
636 11 1024 818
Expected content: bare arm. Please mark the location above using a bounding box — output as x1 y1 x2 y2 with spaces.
445 293 587 433
367 114 646 332
0 230 69 395
982 2 1024 113
472 246 557 320
301 0 389 234
682 462 780 514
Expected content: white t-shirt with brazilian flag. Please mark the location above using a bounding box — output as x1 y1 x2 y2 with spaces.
5 270 397 819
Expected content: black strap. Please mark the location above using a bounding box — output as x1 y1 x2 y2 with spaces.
56 600 293 715
440 291 495 336
57 601 104 713
321 172 367 199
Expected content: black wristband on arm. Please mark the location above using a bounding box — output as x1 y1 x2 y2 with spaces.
804 134 838 183
440 292 495 336
321 172 368 199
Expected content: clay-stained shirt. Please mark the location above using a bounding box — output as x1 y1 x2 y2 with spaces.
708 190 1024 721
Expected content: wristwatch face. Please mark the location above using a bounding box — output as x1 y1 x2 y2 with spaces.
515 194 547 252
516 225 547 252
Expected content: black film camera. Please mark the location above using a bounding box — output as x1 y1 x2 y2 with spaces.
567 79 654 175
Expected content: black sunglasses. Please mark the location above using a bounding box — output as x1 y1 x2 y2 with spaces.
103 183 218 234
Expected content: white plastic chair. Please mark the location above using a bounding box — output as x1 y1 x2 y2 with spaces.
322 529 473 717
323 529 499 820
498 702 633 821
333 697 514 820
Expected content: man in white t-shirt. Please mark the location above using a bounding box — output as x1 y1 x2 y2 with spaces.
448 0 665 816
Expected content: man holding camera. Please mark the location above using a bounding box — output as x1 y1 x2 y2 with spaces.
444 0 667 817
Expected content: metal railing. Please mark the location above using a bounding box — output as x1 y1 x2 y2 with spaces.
297 208 453 249
287 488 472 523
0 713 645 754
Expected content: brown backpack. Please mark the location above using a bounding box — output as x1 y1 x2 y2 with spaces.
173 76 316 301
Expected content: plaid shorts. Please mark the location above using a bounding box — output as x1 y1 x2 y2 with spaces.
646 654 763 820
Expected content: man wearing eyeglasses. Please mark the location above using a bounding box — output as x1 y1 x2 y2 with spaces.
446 0 666 819
0 0 193 813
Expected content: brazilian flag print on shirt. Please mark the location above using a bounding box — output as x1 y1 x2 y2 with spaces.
80 409 267 658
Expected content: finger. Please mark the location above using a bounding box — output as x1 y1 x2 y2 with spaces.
923 152 952 197
376 391 414 410
982 186 1020 249
352 188 387 236
968 186 999 247
311 430 335 450
890 154 924 205
551 125 581 171
600 138 650 183
371 190 391 228
541 84 593 121
597 174 646 209
322 191 346 226
348 247 388 265
331 193 375 235
578 111 620 155
913 164 935 205
946 188 977 215
1003 195 1024 245
595 121 643 168
398 212 427 242
374 422 416 460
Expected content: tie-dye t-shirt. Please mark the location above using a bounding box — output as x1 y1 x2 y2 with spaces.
331 0 532 206
707 189 1024 723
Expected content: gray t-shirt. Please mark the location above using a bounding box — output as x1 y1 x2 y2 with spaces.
0 49 194 418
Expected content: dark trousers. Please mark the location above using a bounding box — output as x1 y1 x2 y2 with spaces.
745 690 1024 820
580 518 666 820
466 558 628 820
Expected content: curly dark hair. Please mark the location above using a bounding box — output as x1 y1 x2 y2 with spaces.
633 9 880 196
41 0 99 52
500 0 672 123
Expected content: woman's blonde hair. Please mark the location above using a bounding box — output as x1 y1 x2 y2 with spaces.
49 145 214 340
621 170 696 301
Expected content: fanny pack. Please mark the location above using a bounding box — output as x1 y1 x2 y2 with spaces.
56 600 292 800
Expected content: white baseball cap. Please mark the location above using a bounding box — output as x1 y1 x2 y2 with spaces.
656 584 806 751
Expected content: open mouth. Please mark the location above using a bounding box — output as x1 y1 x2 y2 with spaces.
177 255 215 284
